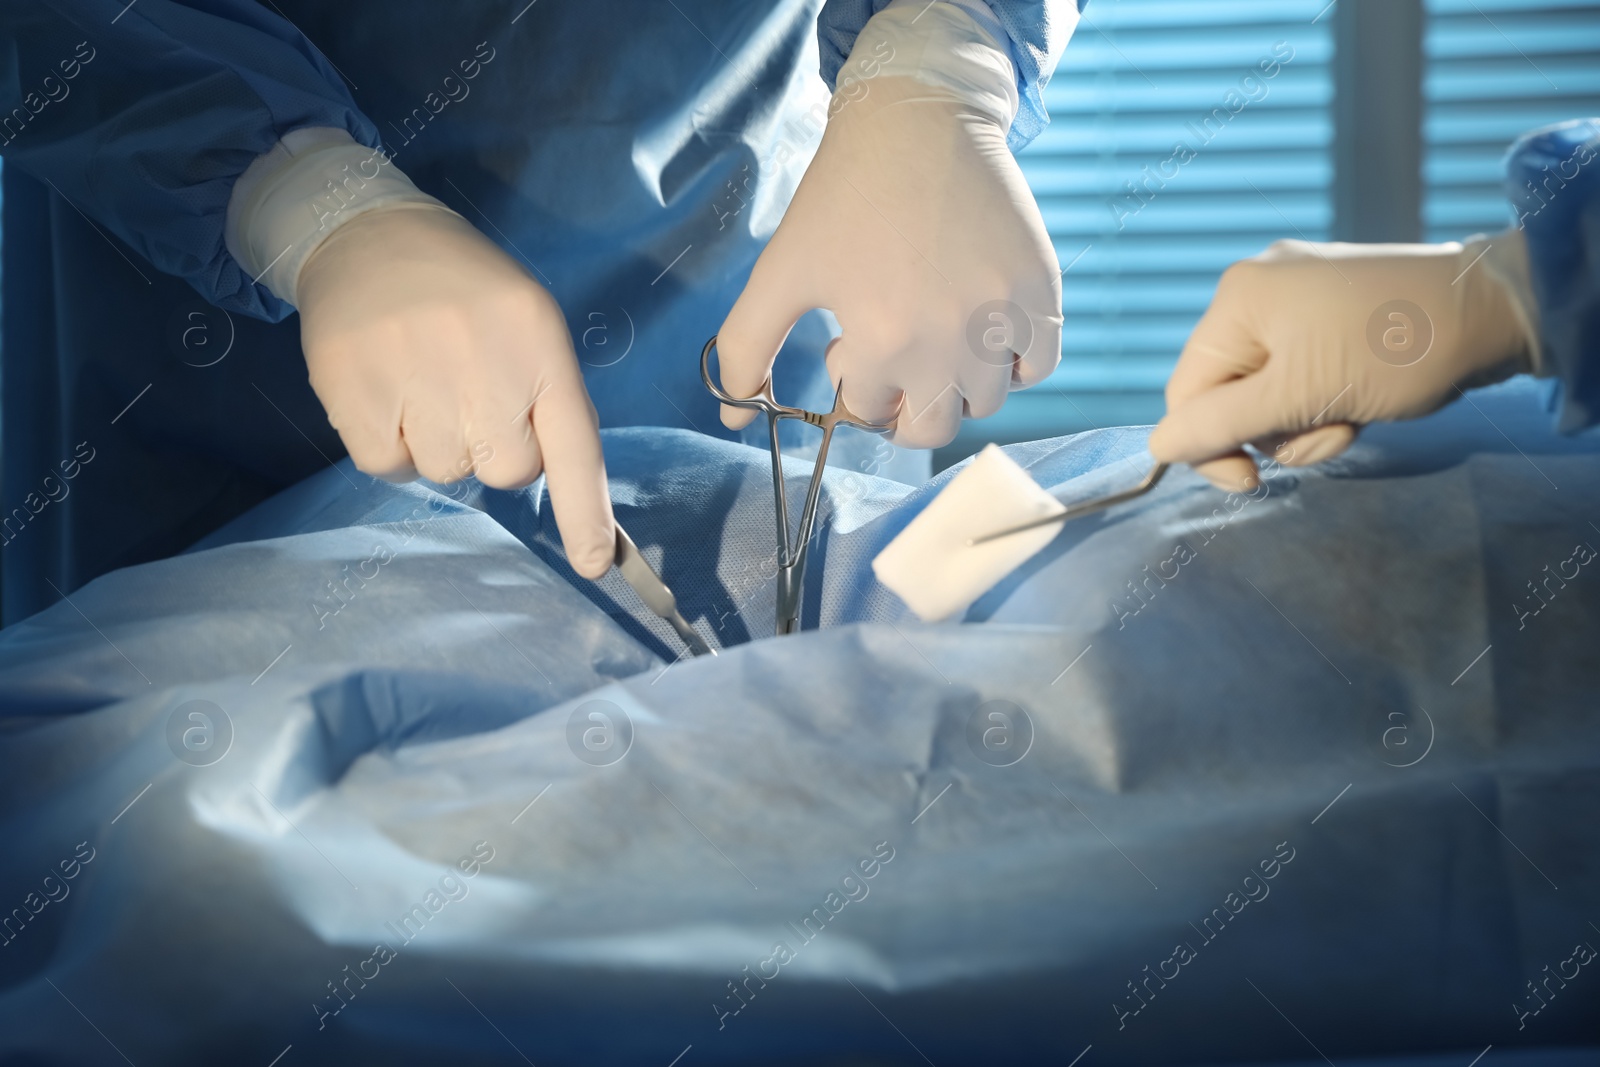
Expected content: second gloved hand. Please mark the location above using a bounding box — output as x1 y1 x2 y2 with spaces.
716 4 1063 448
295 203 615 577
1147 232 1541 490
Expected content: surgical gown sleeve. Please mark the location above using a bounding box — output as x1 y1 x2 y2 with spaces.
1506 119 1600 433
817 0 1086 151
0 0 381 322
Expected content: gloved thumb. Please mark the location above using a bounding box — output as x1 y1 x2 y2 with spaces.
717 253 810 430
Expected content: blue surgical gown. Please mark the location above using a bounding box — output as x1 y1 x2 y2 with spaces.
1505 119 1600 433
0 0 1081 625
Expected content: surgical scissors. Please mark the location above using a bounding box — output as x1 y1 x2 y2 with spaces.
701 335 893 636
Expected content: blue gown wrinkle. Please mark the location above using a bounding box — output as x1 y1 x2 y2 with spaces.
5 0 380 320
1 381 1598 1063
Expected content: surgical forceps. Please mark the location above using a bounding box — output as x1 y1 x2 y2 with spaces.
700 335 892 636
967 461 1169 545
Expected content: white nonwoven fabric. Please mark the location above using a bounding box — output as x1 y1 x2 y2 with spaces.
872 443 1066 620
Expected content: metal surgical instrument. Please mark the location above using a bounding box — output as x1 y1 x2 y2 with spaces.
967 462 1169 546
613 523 716 657
700 334 892 636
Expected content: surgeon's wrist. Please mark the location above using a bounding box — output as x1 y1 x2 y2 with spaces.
1468 227 1546 377
841 0 1020 133
225 127 451 307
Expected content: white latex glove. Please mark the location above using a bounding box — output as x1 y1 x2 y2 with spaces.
294 204 615 577
225 129 613 578
716 2 1062 448
1147 230 1541 491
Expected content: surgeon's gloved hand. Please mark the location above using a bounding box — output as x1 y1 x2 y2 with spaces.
227 130 614 578
716 2 1062 448
1147 231 1542 491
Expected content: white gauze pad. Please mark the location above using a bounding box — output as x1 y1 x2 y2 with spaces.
872 444 1067 621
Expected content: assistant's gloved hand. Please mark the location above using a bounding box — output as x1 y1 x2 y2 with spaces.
716 2 1062 448
1147 230 1542 490
226 129 613 578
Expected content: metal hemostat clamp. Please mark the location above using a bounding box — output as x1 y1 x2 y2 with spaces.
613 523 715 658
966 462 1169 546
700 334 893 636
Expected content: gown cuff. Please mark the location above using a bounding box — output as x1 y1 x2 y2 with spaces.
1471 227 1546 377
224 127 450 307
844 0 1020 134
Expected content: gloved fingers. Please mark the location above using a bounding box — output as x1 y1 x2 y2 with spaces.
394 393 478 485
1162 272 1270 410
468 400 546 490
717 251 814 431
960 360 1011 420
306 339 418 481
1263 423 1360 468
1179 423 1357 494
1002 265 1064 390
1190 452 1262 493
1012 306 1062 390
964 289 1059 393
894 383 964 449
530 370 615 580
334 412 418 482
824 335 904 425
1147 369 1287 466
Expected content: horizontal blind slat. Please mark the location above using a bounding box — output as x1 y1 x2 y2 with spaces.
1001 0 1332 449
1422 0 1600 242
